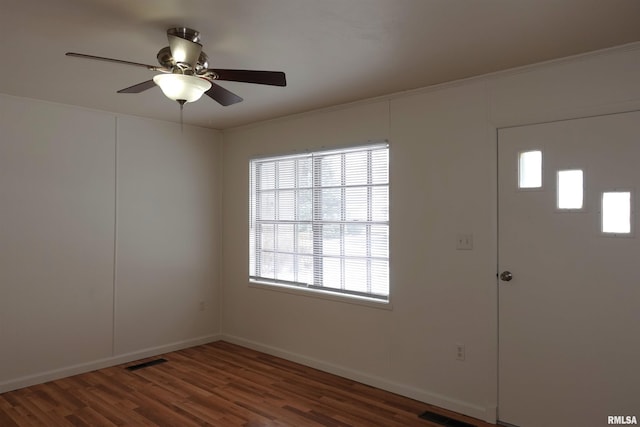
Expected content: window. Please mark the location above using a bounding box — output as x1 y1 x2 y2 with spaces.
518 150 542 189
557 169 584 210
249 142 389 301
602 191 632 235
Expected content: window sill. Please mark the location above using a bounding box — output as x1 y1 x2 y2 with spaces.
248 280 393 311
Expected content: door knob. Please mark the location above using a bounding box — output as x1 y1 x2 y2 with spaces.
500 271 513 282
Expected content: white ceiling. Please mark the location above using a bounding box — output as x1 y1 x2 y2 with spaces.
1 0 639 129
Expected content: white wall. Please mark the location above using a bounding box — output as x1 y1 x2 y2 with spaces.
0 96 222 392
0 97 116 386
221 43 640 422
115 116 222 355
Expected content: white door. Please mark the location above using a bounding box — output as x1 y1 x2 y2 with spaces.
498 111 640 427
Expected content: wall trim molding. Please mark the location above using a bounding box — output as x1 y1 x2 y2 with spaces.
221 334 495 423
0 334 221 394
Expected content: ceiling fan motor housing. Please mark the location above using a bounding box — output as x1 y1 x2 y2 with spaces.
158 27 210 75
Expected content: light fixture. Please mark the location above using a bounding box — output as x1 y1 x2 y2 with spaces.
152 74 211 103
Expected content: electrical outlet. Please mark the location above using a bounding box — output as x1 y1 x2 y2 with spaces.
456 233 473 250
456 343 465 361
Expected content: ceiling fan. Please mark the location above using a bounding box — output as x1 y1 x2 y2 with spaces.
66 27 286 107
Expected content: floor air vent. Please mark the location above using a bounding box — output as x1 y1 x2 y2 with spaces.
125 358 167 371
418 410 476 427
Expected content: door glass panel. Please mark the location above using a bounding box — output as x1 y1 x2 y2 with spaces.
602 191 631 234
519 150 542 189
557 170 583 209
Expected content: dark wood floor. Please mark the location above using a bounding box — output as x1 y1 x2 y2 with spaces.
0 341 497 426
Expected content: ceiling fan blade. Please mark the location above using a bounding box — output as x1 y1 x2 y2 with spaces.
66 52 162 71
205 82 243 106
117 80 157 94
167 35 202 67
209 69 287 87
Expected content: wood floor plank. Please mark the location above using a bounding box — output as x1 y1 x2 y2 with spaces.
0 341 497 426
0 401 20 427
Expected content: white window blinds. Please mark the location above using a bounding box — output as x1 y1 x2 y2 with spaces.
249 142 389 300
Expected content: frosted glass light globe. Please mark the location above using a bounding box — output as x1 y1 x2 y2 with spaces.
153 74 212 103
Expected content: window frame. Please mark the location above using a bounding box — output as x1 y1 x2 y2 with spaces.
249 142 390 305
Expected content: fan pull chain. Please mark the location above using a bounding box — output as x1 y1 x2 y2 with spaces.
178 100 186 134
